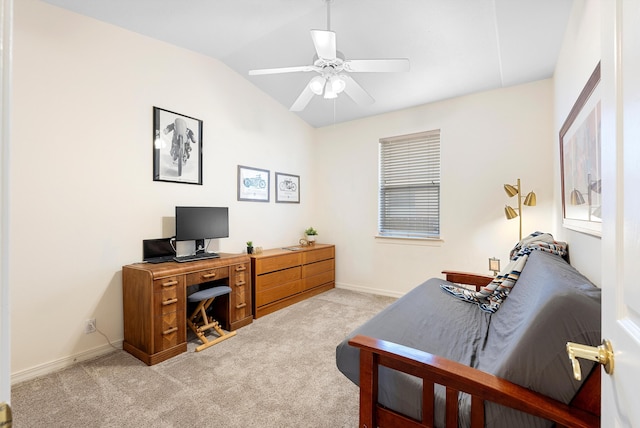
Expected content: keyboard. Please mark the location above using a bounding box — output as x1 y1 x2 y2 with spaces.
174 252 220 263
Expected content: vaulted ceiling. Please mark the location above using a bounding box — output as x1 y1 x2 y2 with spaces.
41 0 574 127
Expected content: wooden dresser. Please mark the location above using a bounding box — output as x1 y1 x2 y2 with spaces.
122 253 251 365
250 244 335 318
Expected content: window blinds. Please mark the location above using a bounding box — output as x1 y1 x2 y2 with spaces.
379 130 441 238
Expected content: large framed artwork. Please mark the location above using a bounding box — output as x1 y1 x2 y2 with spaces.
275 172 300 203
559 62 601 237
153 107 203 185
237 165 270 202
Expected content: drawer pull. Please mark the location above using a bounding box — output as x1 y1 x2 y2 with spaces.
162 280 178 287
236 280 246 287
163 326 178 335
202 272 217 279
235 265 247 272
235 303 247 309
162 298 178 306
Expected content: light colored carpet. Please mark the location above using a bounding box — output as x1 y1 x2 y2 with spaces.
11 288 396 427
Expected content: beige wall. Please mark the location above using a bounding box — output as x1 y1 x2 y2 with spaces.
11 0 315 380
552 0 602 285
314 81 556 296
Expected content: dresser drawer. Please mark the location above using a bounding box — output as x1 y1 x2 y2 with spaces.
302 270 335 291
302 259 335 278
302 246 335 264
256 280 302 307
255 266 301 291
255 253 301 274
186 267 229 286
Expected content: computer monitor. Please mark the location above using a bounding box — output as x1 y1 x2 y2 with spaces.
175 206 229 253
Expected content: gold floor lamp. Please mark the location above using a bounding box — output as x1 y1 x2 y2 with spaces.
504 178 537 241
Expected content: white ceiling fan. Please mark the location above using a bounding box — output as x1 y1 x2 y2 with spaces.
248 0 410 111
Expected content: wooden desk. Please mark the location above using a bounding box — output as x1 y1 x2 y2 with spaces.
122 253 251 365
250 244 334 318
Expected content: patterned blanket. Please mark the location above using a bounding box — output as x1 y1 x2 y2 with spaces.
440 231 567 313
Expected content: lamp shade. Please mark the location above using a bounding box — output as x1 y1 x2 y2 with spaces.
309 76 325 95
590 179 602 194
329 75 346 93
504 205 518 219
504 183 519 197
570 189 585 205
523 191 537 206
323 86 338 99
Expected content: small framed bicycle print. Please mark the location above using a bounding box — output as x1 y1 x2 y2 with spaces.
275 172 300 203
153 107 203 185
238 165 270 202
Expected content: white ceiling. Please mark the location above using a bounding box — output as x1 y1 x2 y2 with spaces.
41 0 574 128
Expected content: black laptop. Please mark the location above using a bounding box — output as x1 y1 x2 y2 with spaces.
143 238 175 263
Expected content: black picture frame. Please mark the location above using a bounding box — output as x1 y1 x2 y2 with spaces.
275 172 300 203
153 107 203 185
237 165 270 202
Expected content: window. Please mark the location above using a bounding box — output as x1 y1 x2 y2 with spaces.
378 130 441 239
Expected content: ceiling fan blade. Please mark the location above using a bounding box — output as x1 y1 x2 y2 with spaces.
290 84 315 111
343 59 410 73
342 75 375 106
249 65 317 75
310 29 336 60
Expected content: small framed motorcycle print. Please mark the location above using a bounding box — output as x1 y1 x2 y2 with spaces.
153 107 203 185
275 172 300 203
238 165 270 202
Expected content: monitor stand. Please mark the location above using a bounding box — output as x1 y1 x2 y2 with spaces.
195 239 206 254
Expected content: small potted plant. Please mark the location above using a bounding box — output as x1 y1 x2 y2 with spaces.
304 227 318 244
246 241 254 254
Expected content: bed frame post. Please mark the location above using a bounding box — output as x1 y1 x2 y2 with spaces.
358 348 378 428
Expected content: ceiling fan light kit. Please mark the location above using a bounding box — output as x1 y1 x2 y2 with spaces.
248 0 410 111
309 76 326 95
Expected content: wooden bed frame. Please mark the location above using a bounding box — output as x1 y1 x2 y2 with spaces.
347 271 601 428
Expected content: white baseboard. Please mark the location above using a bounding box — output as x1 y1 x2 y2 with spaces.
335 282 405 299
11 283 399 385
11 340 123 385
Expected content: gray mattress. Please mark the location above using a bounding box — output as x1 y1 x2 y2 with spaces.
335 250 602 427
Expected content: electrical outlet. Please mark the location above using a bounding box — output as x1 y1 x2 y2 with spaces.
84 318 96 334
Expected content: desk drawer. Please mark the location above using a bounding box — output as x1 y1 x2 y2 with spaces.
154 310 185 352
153 276 181 292
233 263 248 286
230 262 251 323
153 276 184 315
186 267 229 286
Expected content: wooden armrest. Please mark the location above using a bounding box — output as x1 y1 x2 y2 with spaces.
349 335 599 428
441 270 494 290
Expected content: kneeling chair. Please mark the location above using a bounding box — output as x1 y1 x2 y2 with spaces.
187 286 236 352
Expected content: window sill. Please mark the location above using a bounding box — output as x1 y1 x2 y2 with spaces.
374 235 444 246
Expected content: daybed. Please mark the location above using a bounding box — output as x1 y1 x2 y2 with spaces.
336 248 602 427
